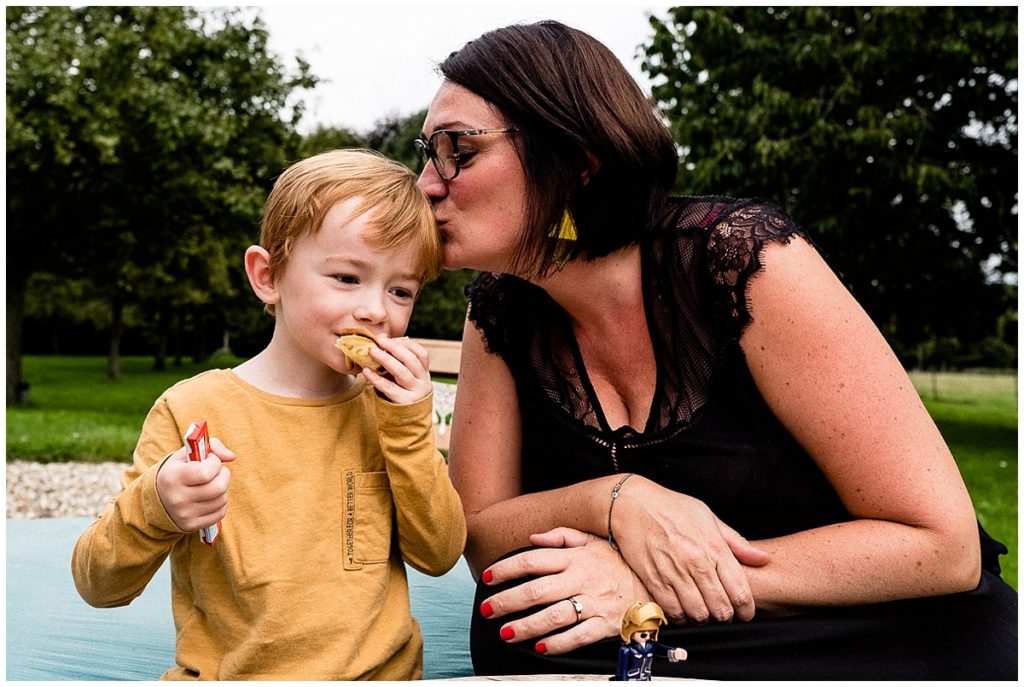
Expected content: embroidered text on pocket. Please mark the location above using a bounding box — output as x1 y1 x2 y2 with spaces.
343 469 393 570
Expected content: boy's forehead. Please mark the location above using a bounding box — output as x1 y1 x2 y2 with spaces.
318 200 401 251
316 238 426 283
320 196 373 230
300 196 431 280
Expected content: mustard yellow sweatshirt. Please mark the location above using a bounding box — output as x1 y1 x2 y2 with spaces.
71 369 466 680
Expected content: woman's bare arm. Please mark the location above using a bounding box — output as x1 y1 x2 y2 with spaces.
732 237 980 610
448 317 618 577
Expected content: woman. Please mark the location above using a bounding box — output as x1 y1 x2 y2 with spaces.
415 20 1016 679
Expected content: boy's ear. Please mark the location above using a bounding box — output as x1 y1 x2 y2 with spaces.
244 246 280 306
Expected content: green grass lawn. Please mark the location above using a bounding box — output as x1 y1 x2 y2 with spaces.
908 370 1017 589
7 357 1018 588
7 354 244 462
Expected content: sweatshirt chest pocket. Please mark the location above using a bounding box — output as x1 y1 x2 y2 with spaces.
343 469 394 570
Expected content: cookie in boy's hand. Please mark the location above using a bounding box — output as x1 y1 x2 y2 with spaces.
336 329 385 372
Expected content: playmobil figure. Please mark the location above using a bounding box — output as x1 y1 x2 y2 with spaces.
614 602 687 681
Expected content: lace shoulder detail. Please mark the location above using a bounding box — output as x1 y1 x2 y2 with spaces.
466 271 520 357
705 201 809 336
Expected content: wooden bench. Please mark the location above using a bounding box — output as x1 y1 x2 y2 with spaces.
413 338 462 451
414 338 462 377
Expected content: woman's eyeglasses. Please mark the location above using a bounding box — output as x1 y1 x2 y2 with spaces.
414 128 518 181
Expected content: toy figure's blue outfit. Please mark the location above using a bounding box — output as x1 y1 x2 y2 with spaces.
615 640 676 681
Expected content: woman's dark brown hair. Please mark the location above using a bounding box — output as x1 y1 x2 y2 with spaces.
439 20 678 277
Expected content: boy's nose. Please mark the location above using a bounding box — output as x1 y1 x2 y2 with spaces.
353 294 387 325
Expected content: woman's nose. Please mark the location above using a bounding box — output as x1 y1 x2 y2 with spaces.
416 161 448 199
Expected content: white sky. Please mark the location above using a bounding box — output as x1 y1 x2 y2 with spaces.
252 3 673 134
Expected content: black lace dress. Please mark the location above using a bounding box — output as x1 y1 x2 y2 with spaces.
466 197 1017 679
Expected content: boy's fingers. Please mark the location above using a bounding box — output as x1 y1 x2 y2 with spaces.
182 467 231 509
168 446 192 463
364 375 412 405
180 456 224 486
374 336 428 375
193 488 229 514
170 437 234 464
399 338 430 369
209 437 236 462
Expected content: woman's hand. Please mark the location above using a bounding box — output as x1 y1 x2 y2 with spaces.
609 476 770 625
477 527 651 655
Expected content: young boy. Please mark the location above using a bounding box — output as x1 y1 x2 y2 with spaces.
72 149 467 680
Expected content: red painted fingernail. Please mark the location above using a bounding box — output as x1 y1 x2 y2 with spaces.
482 569 494 584
500 626 515 641
535 642 547 654
480 601 494 618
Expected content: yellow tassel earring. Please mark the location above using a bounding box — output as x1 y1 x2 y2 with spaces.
549 209 578 271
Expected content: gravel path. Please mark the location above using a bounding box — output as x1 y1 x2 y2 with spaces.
6 383 458 519
7 460 125 518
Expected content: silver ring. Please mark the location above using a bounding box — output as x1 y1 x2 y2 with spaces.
568 597 583 624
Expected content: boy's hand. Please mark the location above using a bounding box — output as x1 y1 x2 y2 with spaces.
361 334 433 405
156 437 235 533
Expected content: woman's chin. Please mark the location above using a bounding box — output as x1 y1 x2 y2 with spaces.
441 245 470 271
442 246 507 274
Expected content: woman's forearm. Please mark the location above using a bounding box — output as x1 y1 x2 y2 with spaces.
462 475 623 578
747 518 981 615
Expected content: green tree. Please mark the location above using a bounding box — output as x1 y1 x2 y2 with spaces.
643 6 1017 357
365 110 426 171
7 6 82 401
7 6 315 397
23 273 116 354
298 123 364 158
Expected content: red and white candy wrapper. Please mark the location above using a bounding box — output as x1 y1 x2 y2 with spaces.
184 421 221 545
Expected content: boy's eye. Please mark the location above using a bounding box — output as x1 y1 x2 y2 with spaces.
334 275 358 284
392 287 416 300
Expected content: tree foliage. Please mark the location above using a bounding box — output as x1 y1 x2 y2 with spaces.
17 6 1015 393
7 6 316 396
643 6 1017 359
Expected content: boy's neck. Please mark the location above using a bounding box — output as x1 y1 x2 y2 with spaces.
233 347 357 400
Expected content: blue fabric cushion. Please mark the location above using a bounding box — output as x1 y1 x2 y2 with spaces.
6 517 475 680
